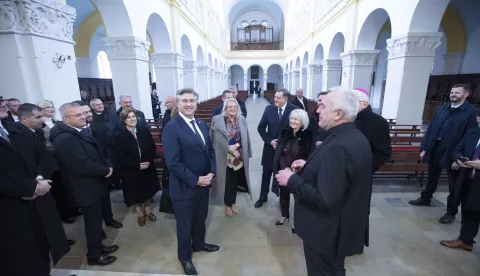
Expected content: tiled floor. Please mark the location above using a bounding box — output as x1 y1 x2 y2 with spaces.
52 96 479 276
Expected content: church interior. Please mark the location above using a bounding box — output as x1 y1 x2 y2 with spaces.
1 0 480 275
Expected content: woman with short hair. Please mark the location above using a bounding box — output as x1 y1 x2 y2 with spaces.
271 109 315 231
114 108 160 226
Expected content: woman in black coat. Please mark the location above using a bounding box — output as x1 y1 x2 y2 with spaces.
114 109 160 226
271 109 315 232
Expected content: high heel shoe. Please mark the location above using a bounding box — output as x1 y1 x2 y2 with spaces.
292 227 296 234
275 217 289 225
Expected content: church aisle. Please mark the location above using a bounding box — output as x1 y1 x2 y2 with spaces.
52 96 479 276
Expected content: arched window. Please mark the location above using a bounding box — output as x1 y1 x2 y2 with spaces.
96 51 112 79
250 20 259 26
261 20 268 27
241 21 249 28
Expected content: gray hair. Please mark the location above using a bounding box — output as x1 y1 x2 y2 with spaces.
290 109 309 130
276 88 290 98
353 89 369 102
89 98 102 107
221 98 243 117
119 95 132 103
59 102 81 117
229 86 238 92
328 86 359 121
176 88 199 102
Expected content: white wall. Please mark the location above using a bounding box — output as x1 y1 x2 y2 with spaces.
229 66 244 88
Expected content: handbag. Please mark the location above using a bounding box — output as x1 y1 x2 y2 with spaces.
228 137 244 171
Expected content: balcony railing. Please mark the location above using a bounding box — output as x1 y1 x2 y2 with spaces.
230 42 281 50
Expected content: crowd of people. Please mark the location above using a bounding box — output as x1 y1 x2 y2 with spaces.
0 83 479 276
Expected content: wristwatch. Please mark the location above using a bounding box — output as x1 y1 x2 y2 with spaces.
236 143 240 148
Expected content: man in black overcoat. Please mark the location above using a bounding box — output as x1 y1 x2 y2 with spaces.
256 88 298 208
276 87 372 275
291 88 309 111
0 100 70 276
50 102 119 266
440 113 480 251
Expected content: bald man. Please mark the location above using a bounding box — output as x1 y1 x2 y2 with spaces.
163 96 176 127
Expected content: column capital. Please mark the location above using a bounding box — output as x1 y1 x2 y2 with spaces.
103 37 151 62
321 59 342 70
386 32 442 60
151 52 183 68
292 70 300 77
307 64 323 74
283 73 289 78
0 0 76 43
183 60 196 72
340 50 380 67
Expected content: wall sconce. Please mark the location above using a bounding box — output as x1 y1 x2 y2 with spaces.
53 53 71 68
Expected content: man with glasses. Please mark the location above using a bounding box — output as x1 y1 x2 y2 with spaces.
163 95 176 127
50 102 119 266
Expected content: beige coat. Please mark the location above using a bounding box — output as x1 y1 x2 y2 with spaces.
209 114 252 205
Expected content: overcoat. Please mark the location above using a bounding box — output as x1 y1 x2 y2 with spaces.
209 114 252 204
0 121 69 276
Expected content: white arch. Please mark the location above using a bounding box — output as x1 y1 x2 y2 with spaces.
328 32 345 59
356 9 391 50
409 0 450 33
196 46 205 65
146 13 172 52
92 0 134 37
302 51 309 66
208 53 213 67
180 35 193 60
295 57 301 70
313 44 324 63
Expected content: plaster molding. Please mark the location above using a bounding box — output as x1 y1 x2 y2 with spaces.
183 60 196 72
151 52 184 68
321 59 342 70
386 33 442 60
0 0 76 43
196 65 209 74
103 37 151 62
340 50 380 67
291 70 300 77
307 64 323 74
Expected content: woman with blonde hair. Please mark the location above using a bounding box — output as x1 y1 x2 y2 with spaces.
210 98 252 216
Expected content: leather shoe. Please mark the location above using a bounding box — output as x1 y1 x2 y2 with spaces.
408 197 431 206
440 239 473 251
62 217 76 224
439 213 455 224
101 230 107 240
193 243 219 253
87 254 117 266
106 219 123 228
179 260 198 275
254 197 267 208
101 244 119 254
68 239 76 246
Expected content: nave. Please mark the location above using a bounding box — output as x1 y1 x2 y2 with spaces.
51 97 479 276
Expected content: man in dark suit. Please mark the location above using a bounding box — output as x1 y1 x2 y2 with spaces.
151 89 162 119
440 112 480 251
75 101 123 231
409 84 478 224
3 98 21 122
276 87 372 275
50 102 119 266
110 95 148 137
0 100 70 276
162 88 218 275
230 86 247 118
162 95 176 127
90 98 112 130
256 88 298 208
291 88 309 111
212 90 234 117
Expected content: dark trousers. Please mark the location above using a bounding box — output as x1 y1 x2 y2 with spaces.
225 167 246 206
459 208 480 245
303 242 346 276
50 170 78 220
260 168 273 199
279 186 291 218
101 193 114 224
421 146 459 215
172 188 209 261
81 200 103 259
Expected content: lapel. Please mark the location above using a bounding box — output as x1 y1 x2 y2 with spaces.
196 119 209 149
5 124 37 175
217 116 229 138
279 103 291 124
300 129 337 170
1 122 15 150
238 117 248 144
177 117 206 152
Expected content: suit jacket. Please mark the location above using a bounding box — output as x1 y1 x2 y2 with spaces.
257 102 299 168
89 121 112 158
212 105 223 117
453 127 480 212
291 96 309 111
287 122 372 257
110 107 148 137
162 110 172 127
162 115 216 201
50 122 112 207
237 100 248 118
0 121 69 272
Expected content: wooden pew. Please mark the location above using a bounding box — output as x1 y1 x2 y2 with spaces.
375 151 428 185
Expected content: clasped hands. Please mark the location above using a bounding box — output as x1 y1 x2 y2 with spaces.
275 159 306 187
197 173 215 187
22 179 52 200
452 159 480 170
228 144 241 159
140 162 150 170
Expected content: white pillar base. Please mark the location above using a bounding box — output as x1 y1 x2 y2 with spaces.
196 65 209 101
184 60 197 91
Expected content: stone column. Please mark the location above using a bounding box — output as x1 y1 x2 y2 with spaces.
216 71 222 95
75 57 93 78
228 74 232 87
208 68 215 99
306 64 323 99
243 74 248 91
293 70 301 91
382 33 442 125
151 53 184 106
0 0 78 107
283 73 289 89
183 60 196 91
263 74 268 91
196 65 209 101
104 37 152 117
340 50 380 91
442 52 465 75
289 72 295 92
321 59 342 91
302 66 308 92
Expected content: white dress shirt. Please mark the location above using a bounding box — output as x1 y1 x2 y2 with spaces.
179 112 206 145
